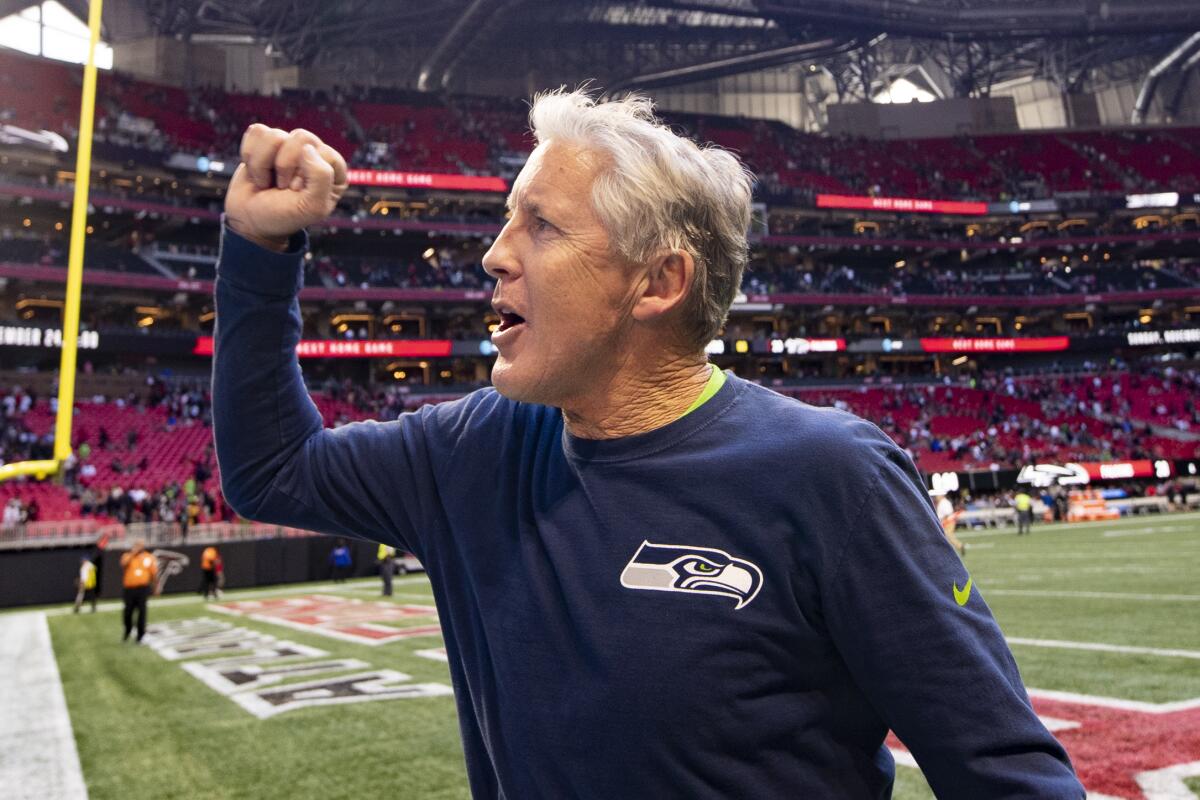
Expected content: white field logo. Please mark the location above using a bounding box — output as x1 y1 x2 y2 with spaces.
142 618 451 719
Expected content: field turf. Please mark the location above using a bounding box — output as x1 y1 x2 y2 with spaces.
21 511 1200 798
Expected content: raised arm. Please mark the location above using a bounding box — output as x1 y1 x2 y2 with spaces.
212 125 432 554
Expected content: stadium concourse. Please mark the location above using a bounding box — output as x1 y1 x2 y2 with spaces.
3 0 1200 796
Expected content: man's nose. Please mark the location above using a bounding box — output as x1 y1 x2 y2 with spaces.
482 223 521 280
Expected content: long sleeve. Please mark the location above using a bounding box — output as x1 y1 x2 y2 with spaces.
819 439 1085 798
211 222 434 556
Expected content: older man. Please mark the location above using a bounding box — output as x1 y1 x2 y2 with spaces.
214 90 1083 798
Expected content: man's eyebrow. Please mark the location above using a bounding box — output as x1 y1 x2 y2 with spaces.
505 194 546 219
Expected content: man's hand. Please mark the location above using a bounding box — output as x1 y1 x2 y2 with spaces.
224 124 349 252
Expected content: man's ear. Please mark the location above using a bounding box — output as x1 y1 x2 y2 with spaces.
631 249 694 323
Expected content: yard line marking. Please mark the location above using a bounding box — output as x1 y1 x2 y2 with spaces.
1008 637 1200 661
0 613 88 800
1104 527 1195 538
987 589 1200 602
1025 688 1200 714
983 552 1199 560
889 748 919 769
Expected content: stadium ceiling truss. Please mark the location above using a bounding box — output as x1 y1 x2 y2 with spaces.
38 0 1200 120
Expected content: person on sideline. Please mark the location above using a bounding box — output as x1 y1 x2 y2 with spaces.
377 542 397 597
1014 490 1035 535
213 91 1082 798
73 554 98 613
200 545 221 599
120 539 157 642
329 539 352 583
934 489 967 556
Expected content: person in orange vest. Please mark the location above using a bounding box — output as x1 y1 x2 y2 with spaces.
200 545 221 600
120 539 158 642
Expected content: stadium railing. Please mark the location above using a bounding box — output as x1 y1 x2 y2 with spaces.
0 520 315 551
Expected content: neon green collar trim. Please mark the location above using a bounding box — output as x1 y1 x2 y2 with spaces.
680 364 726 418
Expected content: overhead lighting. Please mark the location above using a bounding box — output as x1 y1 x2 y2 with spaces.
952 355 968 366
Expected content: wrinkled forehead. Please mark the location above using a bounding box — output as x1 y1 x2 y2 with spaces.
506 140 607 216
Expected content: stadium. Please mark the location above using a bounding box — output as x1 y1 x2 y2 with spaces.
1 0 1199 797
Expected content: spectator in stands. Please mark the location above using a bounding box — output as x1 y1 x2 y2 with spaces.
119 539 157 643
1 497 21 532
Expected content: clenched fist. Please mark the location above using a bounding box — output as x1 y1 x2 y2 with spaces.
224 124 349 252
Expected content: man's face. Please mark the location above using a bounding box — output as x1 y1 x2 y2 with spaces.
482 140 642 407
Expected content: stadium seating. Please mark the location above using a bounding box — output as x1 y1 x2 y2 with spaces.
3 368 1197 529
4 48 1199 202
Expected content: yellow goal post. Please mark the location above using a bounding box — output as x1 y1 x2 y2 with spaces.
0 0 104 483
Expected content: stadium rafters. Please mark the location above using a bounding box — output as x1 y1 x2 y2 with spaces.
66 0 1200 124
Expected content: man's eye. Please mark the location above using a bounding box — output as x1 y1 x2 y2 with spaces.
532 217 553 232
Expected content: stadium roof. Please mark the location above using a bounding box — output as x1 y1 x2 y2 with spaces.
12 0 1200 121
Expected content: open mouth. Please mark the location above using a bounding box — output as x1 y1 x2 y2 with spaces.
497 311 526 332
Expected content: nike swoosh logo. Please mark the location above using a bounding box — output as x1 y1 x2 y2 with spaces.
954 576 973 606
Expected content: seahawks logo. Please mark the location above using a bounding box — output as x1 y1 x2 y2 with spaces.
619 541 763 610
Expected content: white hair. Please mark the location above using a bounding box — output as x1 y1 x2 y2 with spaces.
528 88 754 352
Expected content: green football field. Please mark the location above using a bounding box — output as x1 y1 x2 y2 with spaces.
15 511 1200 799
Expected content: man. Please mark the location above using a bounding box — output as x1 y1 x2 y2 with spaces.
377 542 397 597
73 554 97 614
1014 490 1034 535
119 539 157 642
200 545 220 600
214 91 1083 798
329 539 352 582
934 489 966 556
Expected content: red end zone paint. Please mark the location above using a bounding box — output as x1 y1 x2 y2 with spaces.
887 695 1200 798
212 594 442 645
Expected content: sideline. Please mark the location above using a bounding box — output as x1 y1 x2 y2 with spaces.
24 576 433 618
0 613 88 800
956 511 1200 538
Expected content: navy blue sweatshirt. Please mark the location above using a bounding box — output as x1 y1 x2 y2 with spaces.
213 224 1084 799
